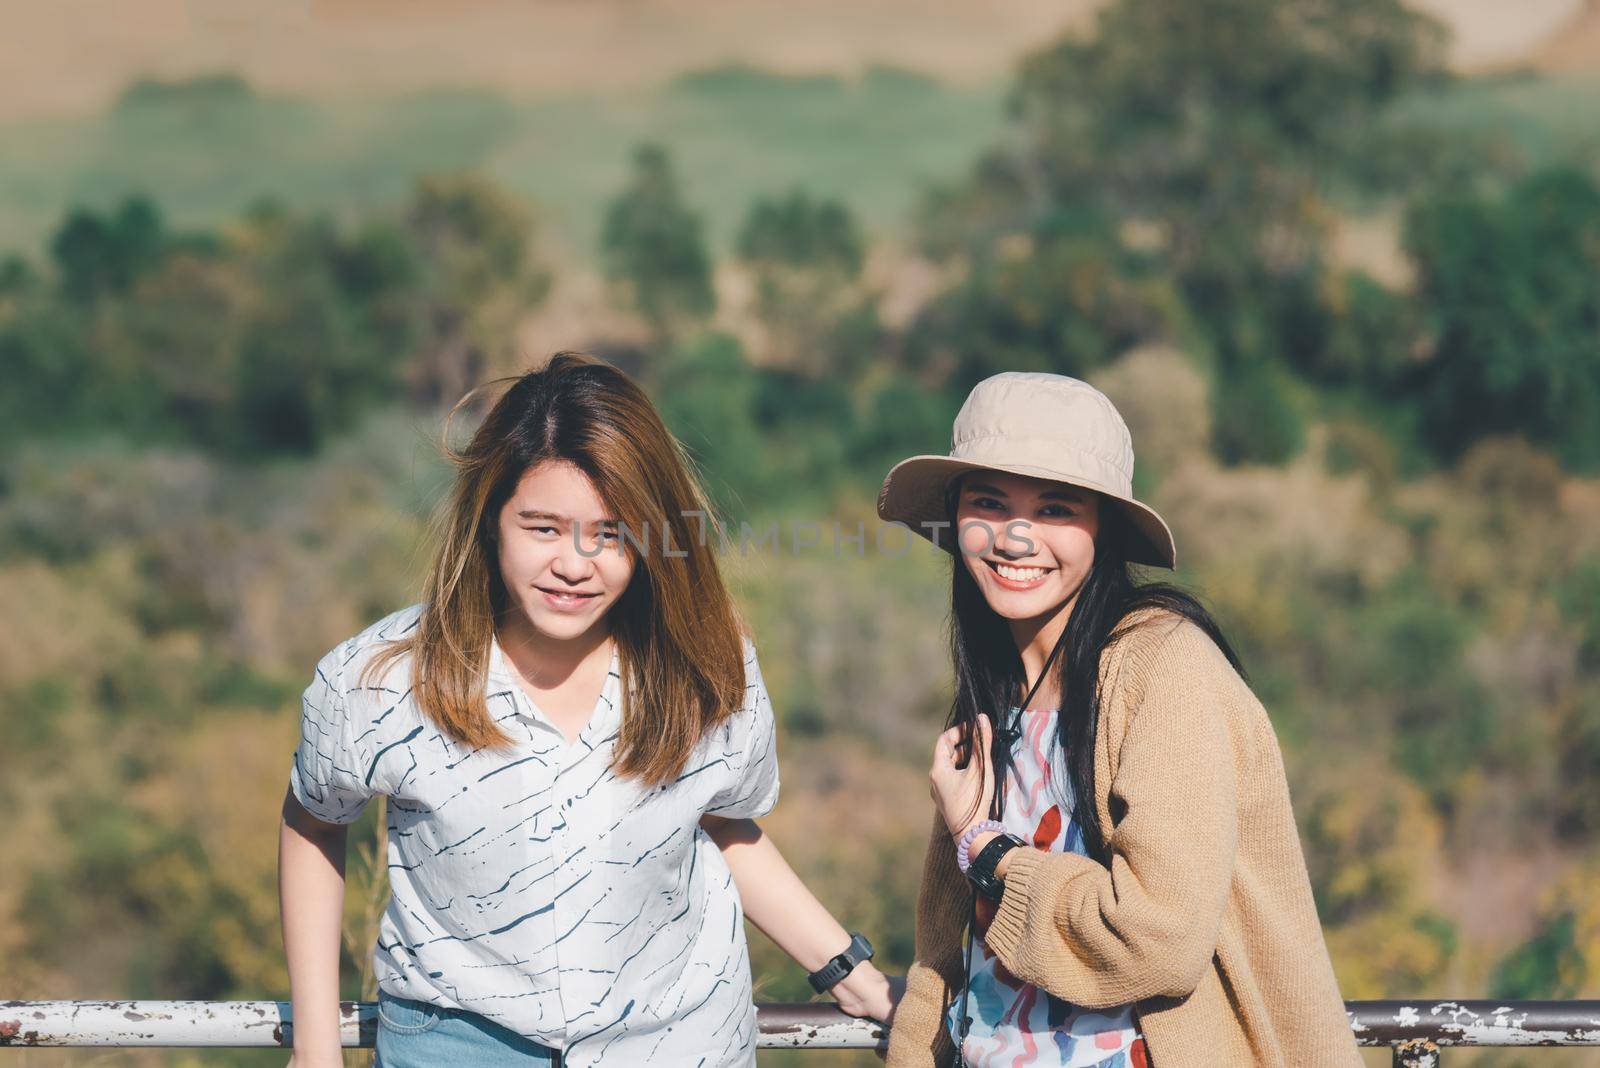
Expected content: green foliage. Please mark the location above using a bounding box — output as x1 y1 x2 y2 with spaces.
1317 270 1416 389
1209 354 1307 465
671 64 846 99
1404 167 1600 471
50 195 166 303
115 73 256 112
1 174 545 459
1008 0 1445 274
0 253 35 294
737 190 863 276
655 333 768 515
1556 557 1600 672
913 0 1456 466
907 210 1175 391
1343 573 1501 807
736 190 868 372
601 144 715 337
403 173 551 406
1492 911 1583 998
655 331 958 515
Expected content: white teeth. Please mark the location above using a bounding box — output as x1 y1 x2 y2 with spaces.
995 563 1047 582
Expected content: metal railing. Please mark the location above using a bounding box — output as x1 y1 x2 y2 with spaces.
3 998 1598 1062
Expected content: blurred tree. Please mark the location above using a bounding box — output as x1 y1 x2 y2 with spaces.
1007 0 1446 279
1314 269 1416 390
1301 773 1456 997
50 196 167 303
112 252 246 449
1403 167 1600 471
231 210 412 454
906 207 1178 391
601 144 715 340
1490 863 1600 998
735 190 865 372
115 73 255 112
918 0 1446 464
404 174 550 408
0 305 96 451
0 253 37 297
654 333 766 516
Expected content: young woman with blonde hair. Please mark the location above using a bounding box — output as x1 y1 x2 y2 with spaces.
279 352 894 1067
878 372 1361 1067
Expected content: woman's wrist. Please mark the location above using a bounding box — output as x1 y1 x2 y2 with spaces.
954 819 1005 872
835 958 882 994
967 831 1020 880
832 959 896 1023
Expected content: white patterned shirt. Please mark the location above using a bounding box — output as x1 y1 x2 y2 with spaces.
289 603 780 1066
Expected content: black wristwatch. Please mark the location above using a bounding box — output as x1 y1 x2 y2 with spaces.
807 932 875 993
966 832 1024 901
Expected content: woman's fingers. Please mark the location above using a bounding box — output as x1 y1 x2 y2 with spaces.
933 726 968 768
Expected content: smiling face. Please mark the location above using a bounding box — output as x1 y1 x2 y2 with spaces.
953 470 1102 626
493 460 636 644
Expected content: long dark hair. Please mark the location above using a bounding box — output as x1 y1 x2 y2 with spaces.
947 483 1246 865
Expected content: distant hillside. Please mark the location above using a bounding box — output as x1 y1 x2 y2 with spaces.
0 70 1008 258
4 0 1597 125
0 0 1089 122
1408 0 1588 71
1533 0 1600 72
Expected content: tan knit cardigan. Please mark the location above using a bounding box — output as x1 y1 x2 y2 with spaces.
886 607 1362 1068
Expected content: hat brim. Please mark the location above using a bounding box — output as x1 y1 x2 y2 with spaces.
876 455 1177 569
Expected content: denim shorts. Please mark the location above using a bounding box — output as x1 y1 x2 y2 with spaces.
374 988 561 1067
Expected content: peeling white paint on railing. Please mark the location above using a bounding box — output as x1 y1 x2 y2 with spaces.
0 1001 884 1049
1346 999 1600 1048
6 999 1600 1055
1405 1000 1600 1047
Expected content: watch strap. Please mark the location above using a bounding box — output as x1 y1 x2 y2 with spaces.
806 931 874 994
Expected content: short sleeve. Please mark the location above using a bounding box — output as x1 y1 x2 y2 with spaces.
288 642 375 824
704 644 780 819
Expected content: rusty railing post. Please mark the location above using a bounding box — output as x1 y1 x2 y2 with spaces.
1393 1038 1440 1067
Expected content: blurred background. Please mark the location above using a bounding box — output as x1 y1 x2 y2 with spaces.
1 1 1598 1065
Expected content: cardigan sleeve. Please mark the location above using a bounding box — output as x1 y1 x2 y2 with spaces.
981 620 1241 1009
885 812 972 1068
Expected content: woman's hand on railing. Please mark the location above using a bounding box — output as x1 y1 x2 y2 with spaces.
832 961 904 1025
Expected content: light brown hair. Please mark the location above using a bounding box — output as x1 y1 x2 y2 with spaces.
360 351 747 785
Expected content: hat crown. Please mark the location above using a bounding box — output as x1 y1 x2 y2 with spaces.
950 372 1135 493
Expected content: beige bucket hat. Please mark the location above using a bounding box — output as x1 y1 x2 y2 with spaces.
876 371 1177 568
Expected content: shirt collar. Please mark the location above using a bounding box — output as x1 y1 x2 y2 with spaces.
487 632 623 741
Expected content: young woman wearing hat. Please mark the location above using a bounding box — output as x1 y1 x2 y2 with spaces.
878 372 1361 1067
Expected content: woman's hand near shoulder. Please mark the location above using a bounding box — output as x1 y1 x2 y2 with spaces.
929 713 994 842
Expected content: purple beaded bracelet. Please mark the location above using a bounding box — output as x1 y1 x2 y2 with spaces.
956 819 1007 874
